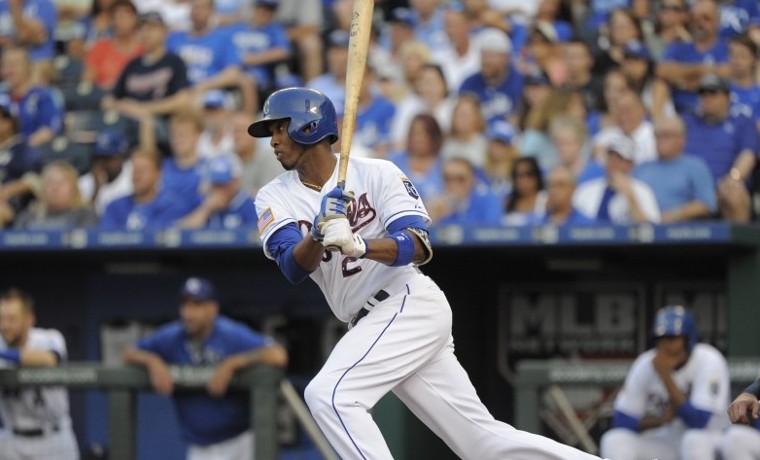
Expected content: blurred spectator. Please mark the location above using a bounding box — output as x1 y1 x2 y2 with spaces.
574 134 661 224
166 0 246 109
533 0 573 43
590 68 632 136
387 113 445 205
161 109 209 211
727 33 760 128
683 74 757 222
196 90 234 159
591 9 644 77
428 157 502 226
0 105 41 228
104 12 190 120
353 66 396 158
391 63 455 151
100 150 193 229
432 4 480 93
376 7 417 92
718 0 760 39
0 288 79 460
14 161 98 230
656 0 730 115
0 0 57 68
550 116 604 185
68 0 117 58
409 0 447 51
226 0 290 114
621 39 676 117
459 27 523 122
179 154 257 229
441 93 487 168
228 110 281 197
634 115 717 223
642 0 691 61
540 165 596 225
594 90 657 164
307 29 349 114
0 46 62 147
462 0 511 32
600 306 729 460
519 20 566 85
503 156 546 226
390 40 432 103
563 39 603 113
78 129 134 215
274 0 323 83
515 69 552 132
482 119 518 201
520 86 586 170
123 277 287 459
82 0 144 91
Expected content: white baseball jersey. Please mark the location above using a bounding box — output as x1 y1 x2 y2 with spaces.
573 176 661 224
256 155 430 322
256 153 609 460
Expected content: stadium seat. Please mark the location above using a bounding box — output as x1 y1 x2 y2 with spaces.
65 109 131 144
36 137 94 175
62 82 105 112
53 55 84 93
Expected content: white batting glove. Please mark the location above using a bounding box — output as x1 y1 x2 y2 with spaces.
320 218 367 258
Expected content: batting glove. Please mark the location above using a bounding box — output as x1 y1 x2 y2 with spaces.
319 187 353 219
321 217 367 258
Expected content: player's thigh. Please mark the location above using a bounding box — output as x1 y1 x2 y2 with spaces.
720 424 760 460
681 429 722 460
601 427 680 460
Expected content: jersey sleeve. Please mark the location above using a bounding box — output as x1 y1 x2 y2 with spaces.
689 349 731 414
255 182 298 259
135 324 177 360
614 353 654 418
228 323 271 354
374 160 432 230
42 329 67 361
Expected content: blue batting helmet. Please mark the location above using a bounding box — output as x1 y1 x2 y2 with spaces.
247 87 338 145
652 305 698 352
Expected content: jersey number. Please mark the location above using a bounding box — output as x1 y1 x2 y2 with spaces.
322 252 362 278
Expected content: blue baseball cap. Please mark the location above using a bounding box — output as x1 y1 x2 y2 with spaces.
487 120 516 144
623 40 650 61
208 154 241 185
180 277 216 302
389 7 415 27
94 129 130 157
203 90 230 110
524 69 550 86
327 29 350 48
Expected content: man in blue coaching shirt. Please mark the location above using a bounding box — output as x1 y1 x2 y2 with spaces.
123 277 287 459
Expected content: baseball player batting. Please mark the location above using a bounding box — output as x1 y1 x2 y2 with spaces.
250 86 612 459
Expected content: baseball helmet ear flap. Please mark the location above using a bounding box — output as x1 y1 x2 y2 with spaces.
248 87 339 145
652 305 698 353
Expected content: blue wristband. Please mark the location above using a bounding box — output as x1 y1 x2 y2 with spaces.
0 349 21 363
745 379 760 398
389 230 415 266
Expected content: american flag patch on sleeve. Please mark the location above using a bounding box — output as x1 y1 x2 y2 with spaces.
257 207 275 234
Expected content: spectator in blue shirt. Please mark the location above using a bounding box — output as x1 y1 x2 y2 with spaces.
0 0 57 64
657 0 730 114
683 74 757 222
307 29 349 115
0 46 62 147
123 277 287 458
540 165 596 225
727 33 760 128
179 154 257 229
100 150 195 230
161 110 209 212
428 157 503 226
718 0 760 38
0 105 40 228
635 115 717 223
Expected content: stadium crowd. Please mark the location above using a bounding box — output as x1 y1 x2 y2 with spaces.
0 0 759 231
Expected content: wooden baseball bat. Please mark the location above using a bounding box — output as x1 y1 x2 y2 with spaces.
336 0 374 191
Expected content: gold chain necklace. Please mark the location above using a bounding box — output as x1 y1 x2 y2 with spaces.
300 179 322 192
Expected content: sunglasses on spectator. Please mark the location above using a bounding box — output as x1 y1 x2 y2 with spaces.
661 4 684 12
697 89 723 95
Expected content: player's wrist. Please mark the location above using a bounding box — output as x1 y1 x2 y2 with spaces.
0 349 21 363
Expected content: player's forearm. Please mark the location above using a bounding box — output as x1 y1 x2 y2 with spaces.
364 231 430 266
244 49 289 67
223 344 288 371
293 237 327 272
123 347 164 369
20 349 59 367
193 67 242 94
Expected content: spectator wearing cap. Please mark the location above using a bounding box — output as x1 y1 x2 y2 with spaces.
78 129 134 215
717 0 760 39
100 150 194 229
482 119 519 200
307 29 350 113
682 73 758 222
0 0 57 67
549 115 604 186
123 276 287 460
573 134 661 224
82 0 144 91
0 46 62 147
179 154 257 229
541 165 596 225
430 4 481 93
727 33 760 127
0 105 41 228
196 90 234 159
428 156 502 226
459 27 523 123
441 93 487 167
656 0 730 115
563 39 604 114
634 115 717 223
225 0 290 114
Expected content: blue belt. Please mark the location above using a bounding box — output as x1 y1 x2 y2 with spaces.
350 289 390 328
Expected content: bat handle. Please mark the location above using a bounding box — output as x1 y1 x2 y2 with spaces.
324 245 341 252
336 180 346 191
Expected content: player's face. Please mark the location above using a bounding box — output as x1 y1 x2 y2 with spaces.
655 336 689 366
268 119 309 171
180 299 217 337
0 300 32 347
